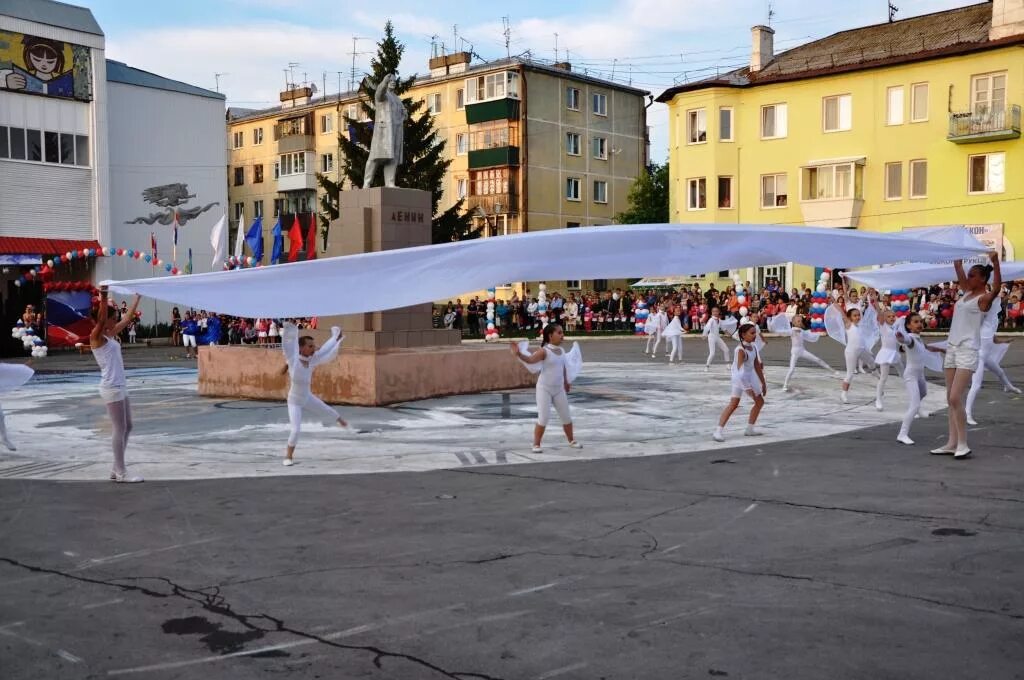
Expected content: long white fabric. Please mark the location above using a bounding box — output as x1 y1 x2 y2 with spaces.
210 214 227 268
104 224 988 317
0 364 34 389
844 261 1024 290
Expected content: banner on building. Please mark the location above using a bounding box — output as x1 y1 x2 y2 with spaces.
0 30 93 101
902 223 1005 262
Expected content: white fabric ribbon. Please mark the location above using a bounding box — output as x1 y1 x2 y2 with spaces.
844 261 1024 290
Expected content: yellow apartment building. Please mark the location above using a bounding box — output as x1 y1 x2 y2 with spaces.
657 0 1024 292
227 53 648 297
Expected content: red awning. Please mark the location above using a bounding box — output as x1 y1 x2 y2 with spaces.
0 238 102 256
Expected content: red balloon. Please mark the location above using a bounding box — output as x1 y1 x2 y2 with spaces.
171 267 179 275
116 248 124 256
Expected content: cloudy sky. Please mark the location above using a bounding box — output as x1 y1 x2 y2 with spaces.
80 0 977 160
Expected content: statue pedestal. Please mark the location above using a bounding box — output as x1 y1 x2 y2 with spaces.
198 187 533 406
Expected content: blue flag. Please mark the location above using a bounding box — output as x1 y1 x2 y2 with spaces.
270 218 283 265
245 216 264 263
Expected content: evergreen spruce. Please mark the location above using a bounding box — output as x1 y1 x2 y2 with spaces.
615 162 670 225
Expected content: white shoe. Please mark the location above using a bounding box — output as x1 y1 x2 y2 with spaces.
840 391 849 404
704 365 710 372
531 445 543 453
711 428 725 443
833 371 844 379
782 385 790 392
568 440 583 449
917 410 930 419
874 400 884 412
967 416 978 426
953 447 972 459
282 458 295 466
110 470 144 483
744 427 763 437
896 434 914 445
1006 386 1022 394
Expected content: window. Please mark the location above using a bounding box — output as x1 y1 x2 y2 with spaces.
428 93 442 114
567 279 581 290
592 92 607 116
801 162 861 201
719 107 733 141
566 87 580 110
969 153 1005 194
75 135 89 166
593 180 608 204
320 114 333 134
457 178 468 199
910 159 928 198
464 71 520 104
823 94 852 132
566 132 581 156
232 130 244 149
469 167 514 196
58 133 74 164
321 153 334 173
0 126 6 158
253 127 264 145
687 108 707 144
346 104 359 121
761 173 788 208
911 83 928 122
44 131 58 163
717 176 733 209
886 87 904 125
566 177 581 201
26 129 41 161
273 198 284 217
253 200 264 218
456 133 468 155
279 152 306 175
254 164 264 183
468 123 518 150
273 161 280 179
8 127 25 159
233 202 244 221
687 177 707 210
593 136 607 159
0 126 86 167
456 88 465 110
233 166 244 186
972 72 1006 116
761 103 788 138
884 162 902 200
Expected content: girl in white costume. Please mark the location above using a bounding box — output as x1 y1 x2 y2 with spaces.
933 254 1001 459
703 308 733 370
732 311 765 353
768 314 837 392
826 290 878 404
281 322 348 466
712 323 767 442
894 312 945 445
873 307 904 411
965 296 1020 425
512 323 583 453
663 309 684 363
644 304 667 357
90 288 144 483
0 363 34 451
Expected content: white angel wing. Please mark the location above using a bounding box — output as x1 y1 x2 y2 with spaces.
860 305 880 351
922 339 945 373
0 363 34 389
767 314 792 334
801 330 821 343
824 304 848 346
719 317 738 335
564 342 583 383
982 297 1002 337
516 340 543 375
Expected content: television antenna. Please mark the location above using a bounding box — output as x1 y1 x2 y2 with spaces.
214 72 228 92
888 2 899 22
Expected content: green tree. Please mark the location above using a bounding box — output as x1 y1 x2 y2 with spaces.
615 162 669 224
320 21 478 244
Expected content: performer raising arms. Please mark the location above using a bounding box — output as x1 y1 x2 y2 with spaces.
712 323 767 442
934 253 1001 459
826 284 878 404
281 322 348 466
512 323 583 453
90 287 143 483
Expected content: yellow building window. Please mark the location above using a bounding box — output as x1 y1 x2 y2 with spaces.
823 94 852 132
968 153 1005 194
884 162 902 200
719 107 733 142
886 87 904 126
687 177 706 210
761 104 787 139
761 173 788 208
911 83 929 122
687 109 706 144
800 162 861 201
717 176 733 209
971 72 1006 116
909 159 928 198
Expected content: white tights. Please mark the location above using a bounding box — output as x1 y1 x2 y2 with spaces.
668 336 682 362
645 333 663 355
783 349 831 388
105 398 133 474
844 348 875 384
706 336 728 366
898 373 927 439
536 385 571 427
876 360 903 404
288 395 341 447
965 355 1017 419
0 403 13 449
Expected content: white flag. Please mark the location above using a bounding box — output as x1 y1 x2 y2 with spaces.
233 209 245 259
210 214 227 268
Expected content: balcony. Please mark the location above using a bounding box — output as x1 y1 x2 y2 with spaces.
277 172 317 192
465 98 520 124
277 133 314 154
468 146 519 169
948 105 1021 143
466 192 517 216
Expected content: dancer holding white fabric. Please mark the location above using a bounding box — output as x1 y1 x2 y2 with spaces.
0 363 34 451
965 296 1020 425
703 308 731 370
894 312 945 445
826 292 877 404
769 314 837 392
281 322 348 466
663 309 684 363
873 307 904 411
512 323 583 453
933 254 1001 459
712 323 767 442
90 288 144 483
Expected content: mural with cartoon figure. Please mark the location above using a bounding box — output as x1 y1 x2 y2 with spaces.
0 31 92 101
126 183 219 226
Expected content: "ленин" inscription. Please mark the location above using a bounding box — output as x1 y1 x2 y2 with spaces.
391 211 426 224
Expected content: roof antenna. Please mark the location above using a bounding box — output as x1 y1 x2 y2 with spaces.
502 16 511 60
767 1 775 26
888 1 899 22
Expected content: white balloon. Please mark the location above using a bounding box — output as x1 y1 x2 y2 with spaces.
817 283 827 293
739 306 749 316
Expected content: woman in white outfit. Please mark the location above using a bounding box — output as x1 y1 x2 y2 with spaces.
281 322 348 466
966 297 1021 425
663 308 683 363
90 288 143 483
894 312 945 445
873 307 903 411
935 254 1001 459
703 308 730 370
511 323 583 453
776 314 836 392
712 324 767 442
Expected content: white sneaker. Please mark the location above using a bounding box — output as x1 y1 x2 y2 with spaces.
282 458 295 466
711 427 725 442
110 471 144 483
875 400 884 412
531 445 543 453
744 427 763 437
840 391 849 404
568 440 583 449
896 434 915 445
967 416 978 426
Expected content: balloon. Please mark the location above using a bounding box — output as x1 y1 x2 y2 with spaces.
126 249 134 257
164 263 172 272
144 254 152 263
171 267 179 275
739 306 748 316
816 283 826 293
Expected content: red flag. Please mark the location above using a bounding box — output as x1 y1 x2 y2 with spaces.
305 213 318 260
287 214 303 262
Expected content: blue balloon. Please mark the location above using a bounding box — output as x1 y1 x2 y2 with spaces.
126 249 134 257
144 254 152 263
164 263 172 272
54 256 62 264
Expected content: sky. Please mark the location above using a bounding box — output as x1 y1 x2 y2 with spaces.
79 0 979 161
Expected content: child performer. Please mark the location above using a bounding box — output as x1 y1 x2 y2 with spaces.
826 289 878 404
663 307 684 363
873 306 904 411
732 312 766 353
703 307 732 371
769 314 837 392
90 287 144 483
512 323 583 453
934 254 1001 459
0 363 34 451
644 304 666 357
281 322 348 466
712 323 767 442
965 294 1021 425
894 313 945 445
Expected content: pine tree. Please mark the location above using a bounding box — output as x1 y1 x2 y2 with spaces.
322 21 478 244
615 162 670 225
